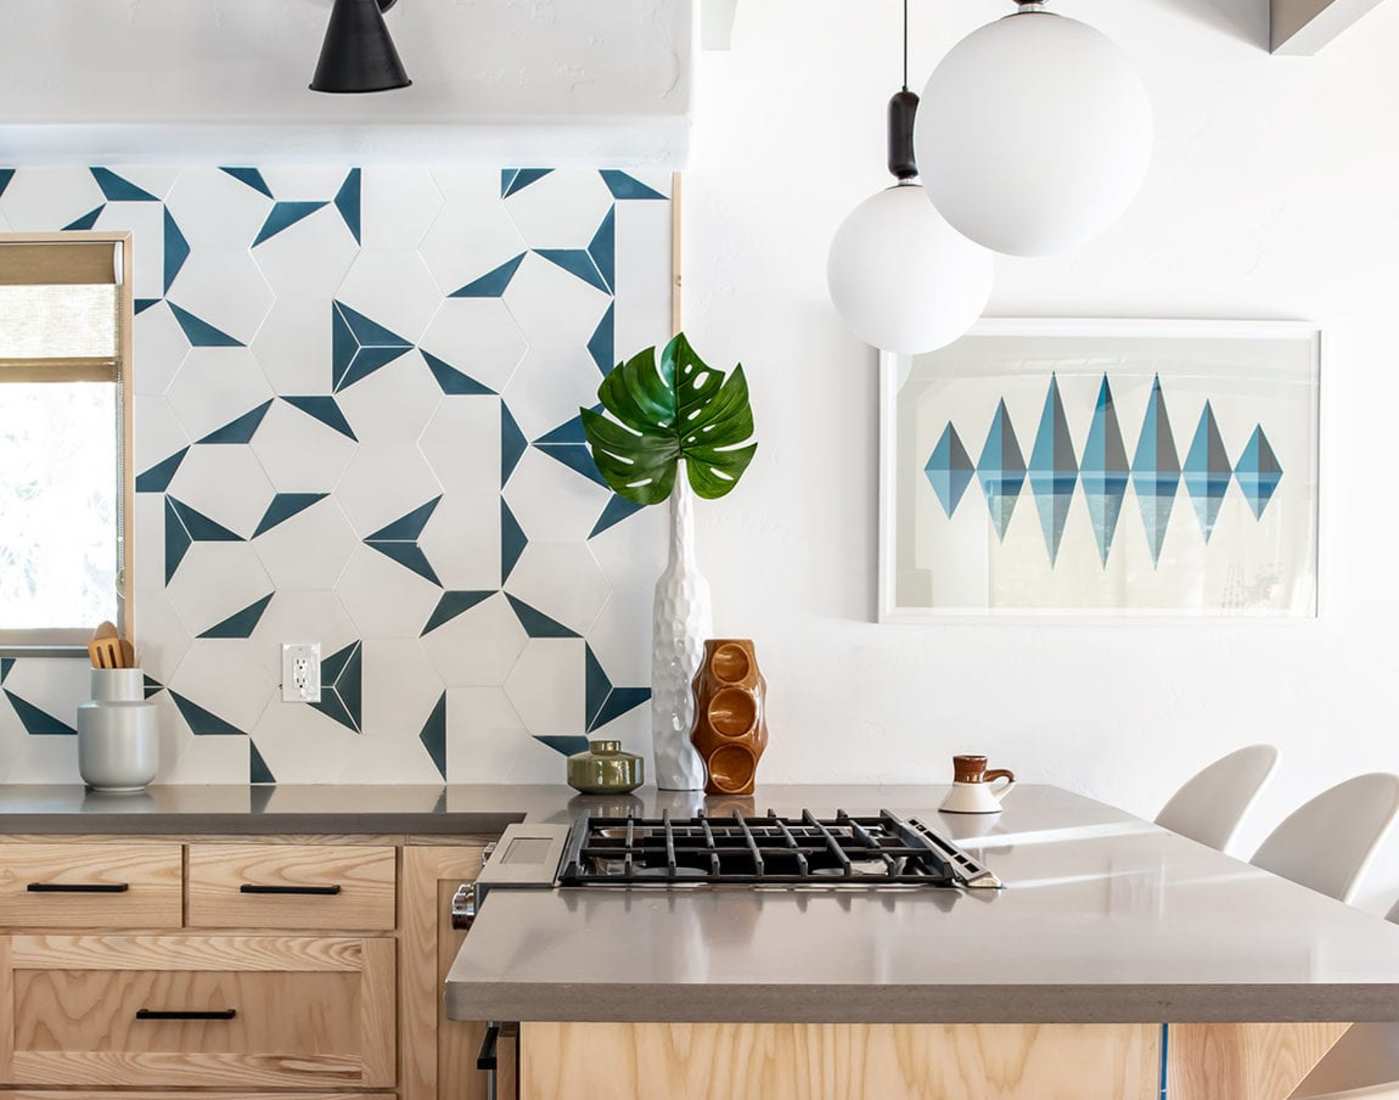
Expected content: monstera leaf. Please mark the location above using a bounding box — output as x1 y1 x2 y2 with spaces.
580 333 758 506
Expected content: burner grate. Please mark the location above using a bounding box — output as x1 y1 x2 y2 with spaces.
558 808 996 888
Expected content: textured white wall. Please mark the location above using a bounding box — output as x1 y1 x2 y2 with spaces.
684 0 1399 909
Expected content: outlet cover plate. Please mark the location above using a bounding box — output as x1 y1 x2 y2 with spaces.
281 642 322 703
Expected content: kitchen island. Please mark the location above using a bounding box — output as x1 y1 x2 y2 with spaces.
444 784 1399 1100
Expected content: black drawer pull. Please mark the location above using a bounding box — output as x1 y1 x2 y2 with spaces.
27 882 129 893
239 883 342 896
136 1009 237 1021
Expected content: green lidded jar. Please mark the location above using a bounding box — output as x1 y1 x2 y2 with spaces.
567 739 645 795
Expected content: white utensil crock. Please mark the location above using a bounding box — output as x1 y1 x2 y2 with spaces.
77 668 158 792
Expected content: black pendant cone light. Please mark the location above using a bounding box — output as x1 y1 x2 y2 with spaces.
310 0 412 94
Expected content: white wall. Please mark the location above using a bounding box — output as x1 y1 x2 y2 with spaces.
684 0 1399 908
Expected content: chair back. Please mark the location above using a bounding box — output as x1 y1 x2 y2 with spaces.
1155 745 1279 851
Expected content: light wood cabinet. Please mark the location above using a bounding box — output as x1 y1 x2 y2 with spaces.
0 834 495 1100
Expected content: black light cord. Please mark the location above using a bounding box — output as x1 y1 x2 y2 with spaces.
902 0 909 91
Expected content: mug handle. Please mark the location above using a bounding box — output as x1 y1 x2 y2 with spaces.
984 769 1016 802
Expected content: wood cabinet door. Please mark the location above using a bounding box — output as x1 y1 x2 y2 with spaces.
0 843 181 928
402 846 513 1100
0 934 395 1089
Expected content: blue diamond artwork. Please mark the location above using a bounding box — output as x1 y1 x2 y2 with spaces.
924 424 974 518
976 400 1026 540
1235 425 1283 519
1080 375 1130 566
1131 375 1181 567
1183 401 1233 541
1027 375 1079 564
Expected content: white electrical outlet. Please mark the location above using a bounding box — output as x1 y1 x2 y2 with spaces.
281 642 322 703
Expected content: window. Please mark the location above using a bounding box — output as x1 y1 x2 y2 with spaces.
0 233 133 653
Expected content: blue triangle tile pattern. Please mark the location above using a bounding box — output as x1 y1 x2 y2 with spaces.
1132 376 1182 567
588 304 615 374
250 740 276 784
254 201 327 246
535 735 590 757
977 400 1027 541
422 350 493 395
533 412 608 487
501 499 527 585
220 166 274 198
168 302 244 347
0 658 12 685
536 248 609 294
254 493 328 537
419 691 448 779
282 395 358 441
335 169 362 243
1184 401 1233 541
135 298 161 315
199 593 274 639
197 400 272 444
63 205 104 231
501 402 527 488
451 253 526 298
364 497 442 585
165 497 242 583
584 645 651 732
1028 375 1079 565
143 675 164 700
171 691 244 735
311 641 363 733
1080 376 1131 566
136 447 189 493
589 207 616 293
501 168 553 197
332 301 413 391
1235 425 1284 519
91 166 159 202
422 590 494 636
590 494 644 539
599 170 667 201
0 169 13 198
924 424 975 519
163 207 189 293
505 595 578 639
4 690 76 735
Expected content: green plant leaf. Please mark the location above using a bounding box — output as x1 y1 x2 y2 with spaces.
580 332 758 505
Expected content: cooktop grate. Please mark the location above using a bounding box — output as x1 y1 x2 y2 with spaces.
558 808 1000 889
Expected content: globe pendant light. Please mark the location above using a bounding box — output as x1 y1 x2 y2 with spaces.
827 2 994 356
311 0 412 94
914 1 1151 257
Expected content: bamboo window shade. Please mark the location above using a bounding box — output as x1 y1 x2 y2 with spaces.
0 239 123 381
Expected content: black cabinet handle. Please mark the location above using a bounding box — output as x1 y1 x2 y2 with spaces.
27 882 129 893
239 883 342 896
136 1009 237 1021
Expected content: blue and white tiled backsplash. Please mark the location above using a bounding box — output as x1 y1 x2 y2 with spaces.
0 165 674 784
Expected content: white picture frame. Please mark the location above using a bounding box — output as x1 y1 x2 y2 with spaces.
877 318 1322 623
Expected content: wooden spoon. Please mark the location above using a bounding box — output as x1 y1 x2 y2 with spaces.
88 622 125 669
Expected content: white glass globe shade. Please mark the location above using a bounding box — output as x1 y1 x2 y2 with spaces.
827 182 994 355
915 11 1153 257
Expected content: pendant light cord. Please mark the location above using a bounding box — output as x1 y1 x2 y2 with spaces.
902 0 909 91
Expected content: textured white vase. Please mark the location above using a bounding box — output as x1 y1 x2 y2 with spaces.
651 474 711 791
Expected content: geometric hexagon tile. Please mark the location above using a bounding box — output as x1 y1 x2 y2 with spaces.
1 163 669 784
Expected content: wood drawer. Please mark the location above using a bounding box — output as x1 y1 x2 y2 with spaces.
0 843 181 928
0 934 396 1088
1 1094 394 1100
186 844 396 931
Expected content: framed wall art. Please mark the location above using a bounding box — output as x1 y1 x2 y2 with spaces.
878 319 1321 621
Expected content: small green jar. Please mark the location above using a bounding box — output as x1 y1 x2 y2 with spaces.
567 739 645 794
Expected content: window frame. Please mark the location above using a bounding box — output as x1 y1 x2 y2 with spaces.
0 230 134 658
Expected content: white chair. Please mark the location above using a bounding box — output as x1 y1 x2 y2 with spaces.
1154 745 1279 852
1251 772 1399 905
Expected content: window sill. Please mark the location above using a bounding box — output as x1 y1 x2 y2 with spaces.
0 644 89 660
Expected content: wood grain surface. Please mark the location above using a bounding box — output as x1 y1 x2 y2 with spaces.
1168 1022 1353 1100
0 843 181 928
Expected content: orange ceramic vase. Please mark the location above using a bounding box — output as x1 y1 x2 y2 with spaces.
689 639 768 795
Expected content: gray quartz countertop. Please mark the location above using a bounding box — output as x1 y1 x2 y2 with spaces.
445 784 1399 1025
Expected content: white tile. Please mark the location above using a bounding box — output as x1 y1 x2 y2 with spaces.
132 494 171 597
503 446 611 543
337 543 441 639
501 344 603 442
586 503 666 686
337 248 441 343
2 658 88 726
0 167 103 230
250 399 357 492
0 717 78 782
417 492 499 592
421 592 526 688
504 252 611 351
253 495 357 591
95 201 166 301
133 395 191 475
130 587 193 687
247 589 357 681
358 638 445 740
166 250 274 347
253 204 359 298
335 442 442 538
421 169 526 295
164 167 273 250
337 351 441 445
104 164 179 200
504 638 585 735
252 294 335 395
156 704 252 783
166 347 274 444
361 166 443 248
418 298 527 395
506 541 610 637
250 701 358 784
503 168 613 250
166 542 273 640
258 167 351 197
446 686 564 783
339 728 448 784
168 638 276 735
419 395 498 495
133 301 191 396
166 445 275 540
614 198 675 360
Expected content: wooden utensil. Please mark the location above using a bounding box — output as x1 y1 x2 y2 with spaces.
88 622 130 669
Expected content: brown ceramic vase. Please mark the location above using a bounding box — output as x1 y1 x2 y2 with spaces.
689 639 768 796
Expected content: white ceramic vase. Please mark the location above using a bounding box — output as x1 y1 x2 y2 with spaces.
76 668 158 792
651 474 711 791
